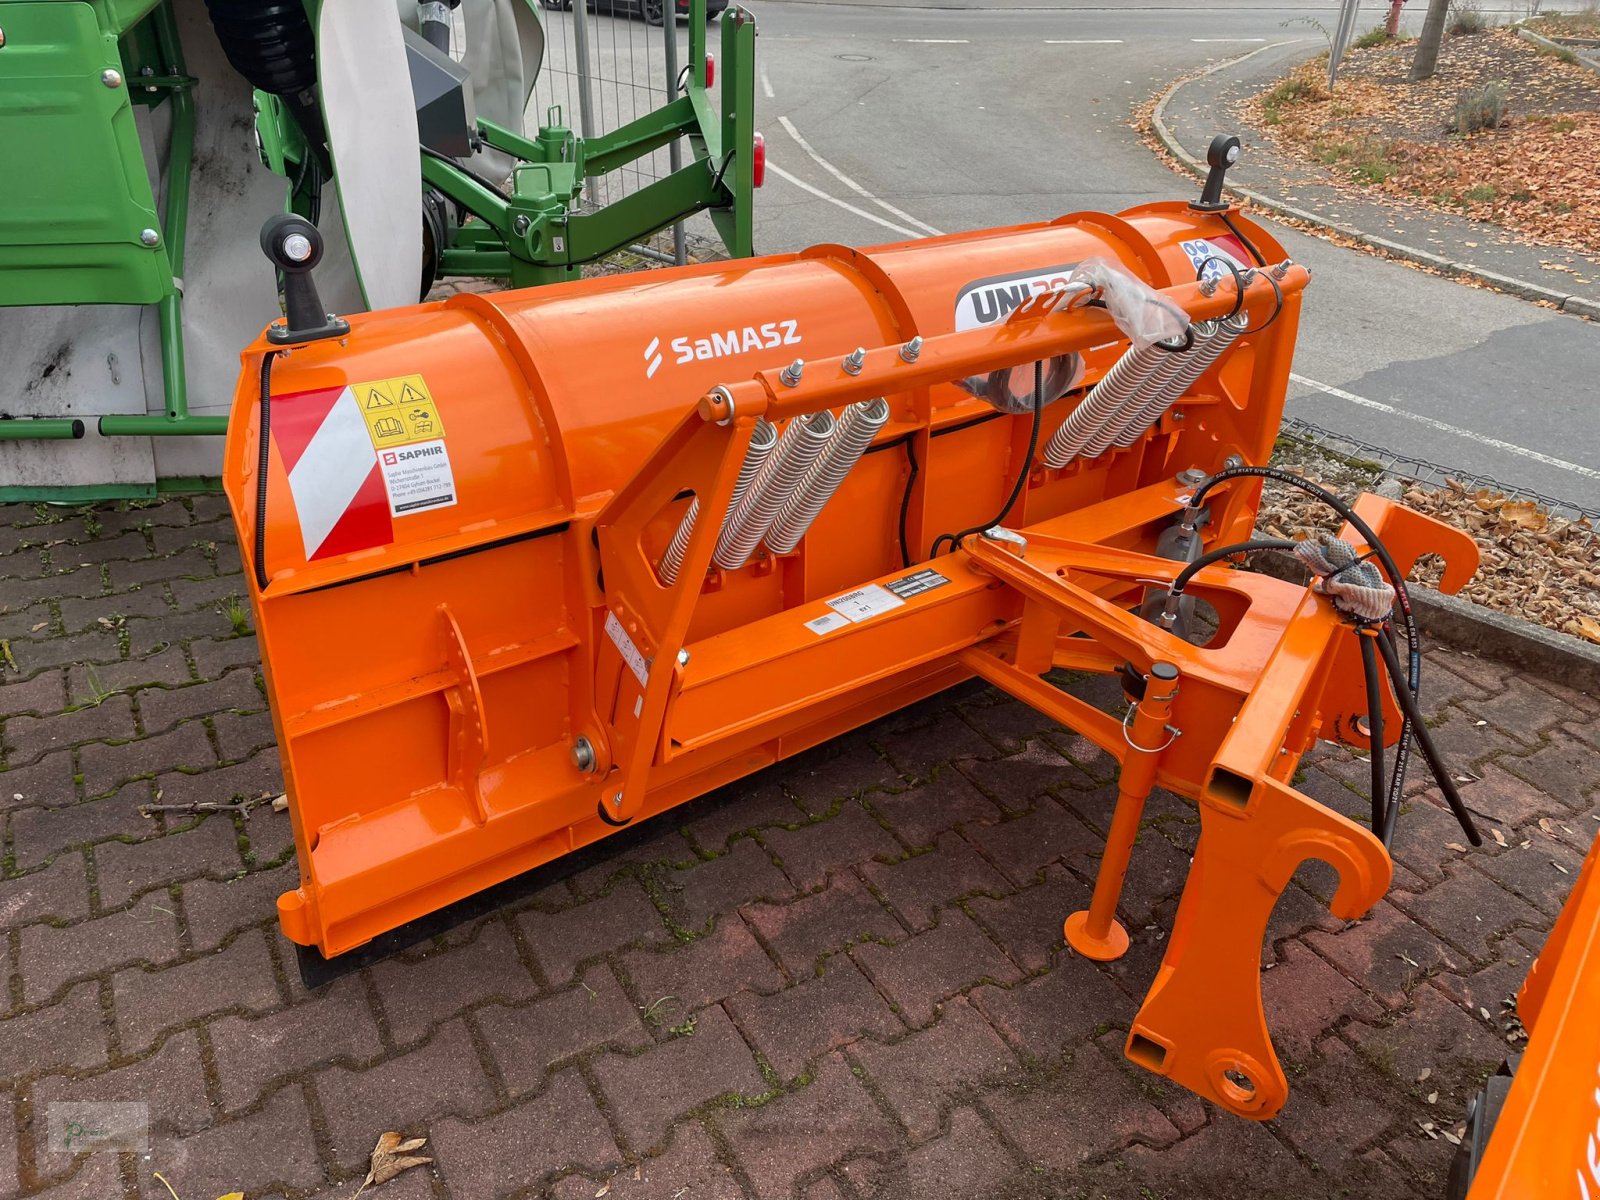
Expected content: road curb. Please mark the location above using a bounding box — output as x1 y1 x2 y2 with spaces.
1148 46 1596 320
1258 550 1600 694
1517 26 1600 73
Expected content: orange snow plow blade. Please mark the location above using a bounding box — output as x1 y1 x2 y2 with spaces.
222 200 1480 1119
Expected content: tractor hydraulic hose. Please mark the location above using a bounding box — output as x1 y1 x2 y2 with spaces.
1218 210 1268 267
1189 465 1425 830
1374 626 1484 846
1358 628 1390 841
932 360 1043 556
254 351 280 593
1168 538 1297 596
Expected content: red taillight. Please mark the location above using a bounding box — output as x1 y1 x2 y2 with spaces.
705 52 715 88
752 131 765 188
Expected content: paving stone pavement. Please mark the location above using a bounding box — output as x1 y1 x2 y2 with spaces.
0 497 1594 1200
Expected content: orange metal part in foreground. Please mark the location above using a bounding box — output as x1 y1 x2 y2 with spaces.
222 201 1480 1121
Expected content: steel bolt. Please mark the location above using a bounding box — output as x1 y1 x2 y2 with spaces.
571 736 596 773
1175 467 1206 487
1222 454 1246 470
842 347 865 376
779 358 804 387
102 68 122 88
512 214 531 236
139 228 160 247
899 336 923 363
611 790 623 807
1198 276 1220 298
676 649 690 666
1270 259 1292 281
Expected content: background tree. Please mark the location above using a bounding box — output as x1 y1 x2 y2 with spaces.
1410 0 1451 80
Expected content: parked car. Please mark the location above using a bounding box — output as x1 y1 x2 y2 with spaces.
540 0 728 24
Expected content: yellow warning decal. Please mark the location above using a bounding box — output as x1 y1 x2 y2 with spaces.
354 374 446 449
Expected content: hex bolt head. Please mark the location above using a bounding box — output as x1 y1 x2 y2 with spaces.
1175 467 1207 487
842 347 866 376
1222 453 1246 470
102 68 122 88
512 214 531 236
676 649 690 666
571 736 596 773
139 228 160 247
779 359 804 387
899 336 923 363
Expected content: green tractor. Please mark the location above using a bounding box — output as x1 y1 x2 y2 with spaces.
0 0 760 499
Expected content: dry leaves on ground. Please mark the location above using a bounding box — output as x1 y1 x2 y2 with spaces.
352 1132 432 1198
1252 29 1600 255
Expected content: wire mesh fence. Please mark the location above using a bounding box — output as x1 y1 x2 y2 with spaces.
1280 415 1600 534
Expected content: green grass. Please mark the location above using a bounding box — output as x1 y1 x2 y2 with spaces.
1262 76 1319 125
221 594 251 637
1353 25 1396 49
1462 183 1499 202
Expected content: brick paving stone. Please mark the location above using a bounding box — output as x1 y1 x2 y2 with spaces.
865 770 1001 850
591 1005 765 1153
859 833 1010 932
1460 760 1575 830
3 695 136 767
852 910 1020 1027
648 838 795 936
727 957 902 1081
1391 863 1543 962
0 1089 14 1199
32 1028 211 1164
1432 954 1532 1029
5 628 122 678
775 733 900 815
0 982 110 1080
299 1173 432 1200
68 645 193 698
113 927 283 1054
168 574 250 613
720 1052 899 1200
318 1019 497 1169
432 1068 621 1200
682 779 804 854
188 635 262 680
0 601 55 644
210 975 382 1111
849 996 1019 1141
0 563 105 609
1261 940 1381 1062
957 740 1096 812
80 721 214 797
123 609 236 659
1387 794 1477 888
138 1083 323 1200
548 1122 741 1200
0 750 77 809
517 879 671 987
1419 651 1493 707
881 713 996 780
741 874 904 977
52 531 150 568
621 916 783 1015
1461 676 1590 747
1470 832 1586 918
1344 987 1509 1106
478 963 648 1097
370 919 538 1045
59 588 173 633
957 693 1063 752
965 867 1089 975
182 864 293 952
761 803 902 891
971 953 1130 1065
19 892 182 1004
565 824 696 898
1499 730 1598 812
94 816 244 908
212 710 276 763
26 1154 123 1200
154 748 282 810
983 1042 1180 1170
0 668 67 717
239 801 294 866
850 1106 1015 1200
137 670 263 736
9 786 153 871
1064 816 1194 931
0 852 89 926
1305 900 1462 1010
963 795 1101 888
1270 1037 1398 1173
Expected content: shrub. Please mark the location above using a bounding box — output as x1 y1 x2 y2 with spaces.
1261 76 1320 124
1353 26 1395 48
1450 0 1489 34
1452 81 1508 133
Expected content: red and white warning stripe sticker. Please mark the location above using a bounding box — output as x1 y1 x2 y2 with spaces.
271 385 394 561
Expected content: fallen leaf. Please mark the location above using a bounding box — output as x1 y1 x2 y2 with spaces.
595 1184 611 1198
271 793 288 813
1442 1130 1462 1145
1480 1006 1492 1021
1446 842 1470 854
29 622 46 632
1491 828 1508 847
1427 1091 1438 1104
217 1194 245 1200
1417 1067 1432 1082
354 1132 432 1197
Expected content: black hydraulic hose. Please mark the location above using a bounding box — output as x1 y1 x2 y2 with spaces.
930 359 1043 557
1357 629 1389 842
1374 626 1483 846
254 350 280 593
898 435 919 569
1169 537 1297 595
1189 465 1424 821
1218 210 1268 267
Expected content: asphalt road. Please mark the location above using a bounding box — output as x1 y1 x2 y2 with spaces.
736 0 1600 510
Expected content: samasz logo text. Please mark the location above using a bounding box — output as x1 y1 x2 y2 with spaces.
644 321 802 377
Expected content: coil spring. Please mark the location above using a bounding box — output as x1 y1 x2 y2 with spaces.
658 419 776 584
203 0 318 96
1110 313 1248 449
764 398 891 555
714 411 836 570
1040 341 1168 468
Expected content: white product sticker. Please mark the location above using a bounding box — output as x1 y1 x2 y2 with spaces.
825 584 906 624
804 611 851 637
605 612 650 687
377 439 457 516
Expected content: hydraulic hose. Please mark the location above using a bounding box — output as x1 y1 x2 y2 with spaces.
254 350 280 593
932 359 1043 556
1189 465 1424 826
1168 537 1297 596
1357 629 1389 841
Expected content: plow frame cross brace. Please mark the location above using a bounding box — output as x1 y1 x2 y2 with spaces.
589 271 1479 1120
